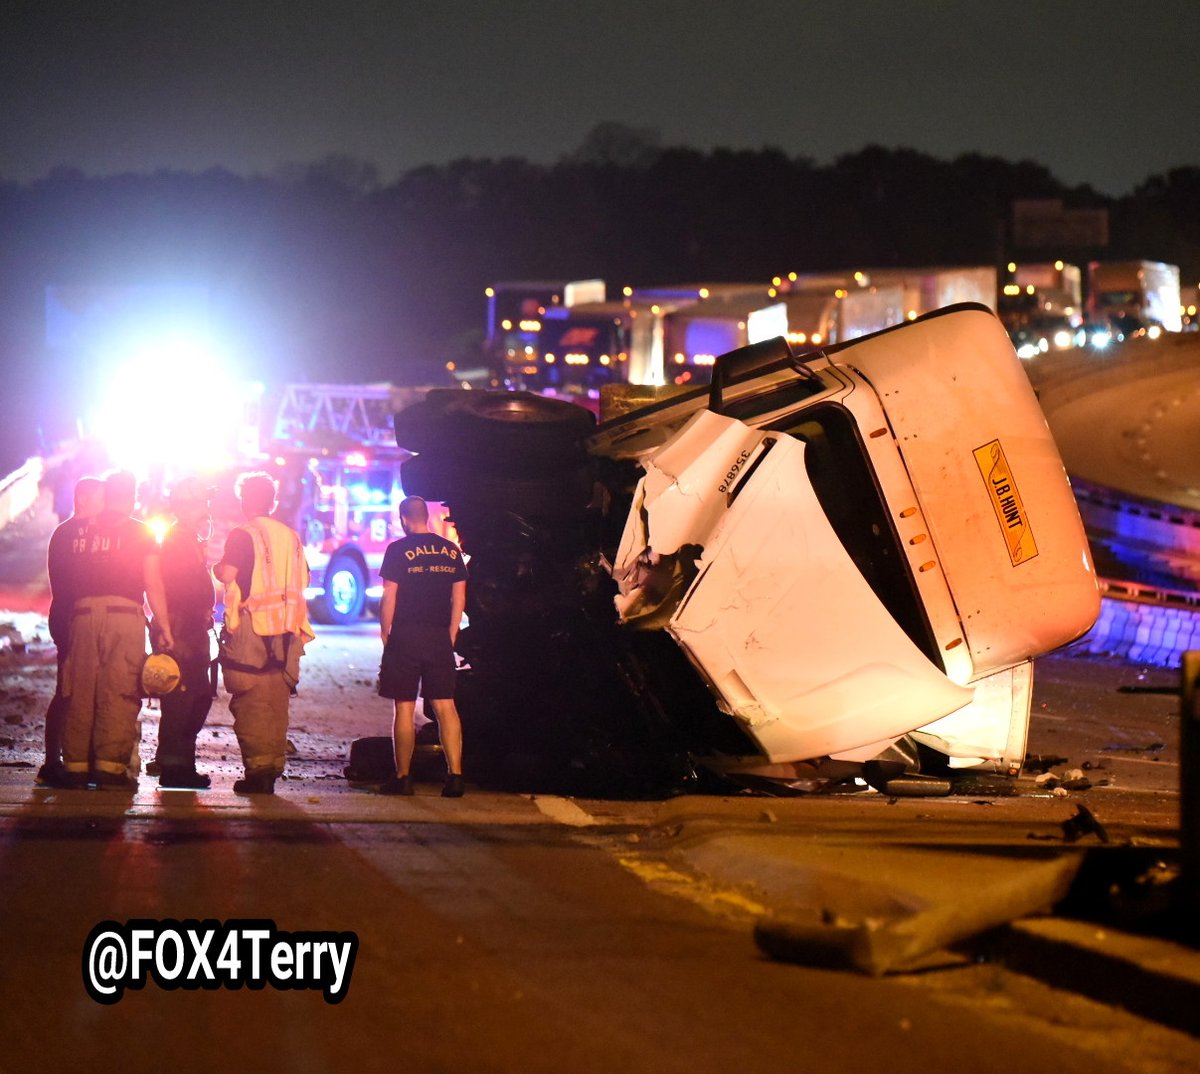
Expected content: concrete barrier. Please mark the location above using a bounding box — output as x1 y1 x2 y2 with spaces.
1077 587 1200 669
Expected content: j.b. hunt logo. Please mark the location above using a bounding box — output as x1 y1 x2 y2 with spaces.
973 439 1038 566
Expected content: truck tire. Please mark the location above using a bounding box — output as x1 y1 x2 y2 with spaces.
399 454 463 502
392 391 461 455
448 391 596 460
404 455 594 520
318 552 366 625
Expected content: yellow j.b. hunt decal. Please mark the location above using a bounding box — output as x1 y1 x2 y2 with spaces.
974 439 1038 566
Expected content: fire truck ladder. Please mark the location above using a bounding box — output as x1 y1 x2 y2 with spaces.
272 383 399 448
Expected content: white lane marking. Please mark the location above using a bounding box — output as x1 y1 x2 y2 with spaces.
531 795 598 827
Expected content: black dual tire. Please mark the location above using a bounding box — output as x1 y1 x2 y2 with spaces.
394 390 595 463
395 390 596 519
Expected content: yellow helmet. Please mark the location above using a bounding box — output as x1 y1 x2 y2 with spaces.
141 652 181 697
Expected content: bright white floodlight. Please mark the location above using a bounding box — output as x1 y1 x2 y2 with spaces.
91 339 243 474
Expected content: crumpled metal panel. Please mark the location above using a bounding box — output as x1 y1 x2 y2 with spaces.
616 410 974 764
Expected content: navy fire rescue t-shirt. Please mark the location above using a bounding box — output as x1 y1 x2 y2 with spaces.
76 511 158 604
379 533 468 627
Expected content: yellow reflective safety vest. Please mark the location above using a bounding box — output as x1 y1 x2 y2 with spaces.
225 517 315 642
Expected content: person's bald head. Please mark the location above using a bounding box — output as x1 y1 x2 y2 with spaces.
399 495 430 534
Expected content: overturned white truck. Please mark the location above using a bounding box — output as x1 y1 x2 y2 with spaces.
395 304 1099 795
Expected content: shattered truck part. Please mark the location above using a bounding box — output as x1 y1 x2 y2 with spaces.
754 853 1083 976
616 414 974 762
392 305 1100 794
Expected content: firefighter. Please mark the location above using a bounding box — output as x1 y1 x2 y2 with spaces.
56 469 173 790
376 495 467 797
152 477 218 789
213 472 314 795
38 474 105 785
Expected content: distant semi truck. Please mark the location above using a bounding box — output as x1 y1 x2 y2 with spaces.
1087 260 1182 334
780 266 998 352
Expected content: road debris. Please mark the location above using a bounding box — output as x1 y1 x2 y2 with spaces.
1061 804 1109 844
755 855 1083 976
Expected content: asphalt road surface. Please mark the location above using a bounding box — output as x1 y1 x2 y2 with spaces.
2 793 1198 1074
1031 333 1200 512
1 609 1196 1074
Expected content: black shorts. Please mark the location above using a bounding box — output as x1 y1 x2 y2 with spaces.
378 623 456 702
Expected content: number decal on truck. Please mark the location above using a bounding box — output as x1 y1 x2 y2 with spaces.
974 439 1039 566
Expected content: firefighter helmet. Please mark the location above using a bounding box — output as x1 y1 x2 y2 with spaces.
141 652 181 697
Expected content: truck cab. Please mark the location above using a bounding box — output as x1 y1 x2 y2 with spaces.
601 305 1098 777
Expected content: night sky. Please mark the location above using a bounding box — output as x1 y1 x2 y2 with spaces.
3 1 1197 197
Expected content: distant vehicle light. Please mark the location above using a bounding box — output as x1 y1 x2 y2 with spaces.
519 319 542 332
1052 330 1073 349
1038 337 1050 353
1015 342 1040 360
1090 329 1112 349
693 354 717 366
1147 324 1163 340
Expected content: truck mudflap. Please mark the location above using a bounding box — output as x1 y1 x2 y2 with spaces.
613 409 974 764
910 660 1034 777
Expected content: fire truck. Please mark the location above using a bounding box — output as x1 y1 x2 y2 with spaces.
218 382 452 625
